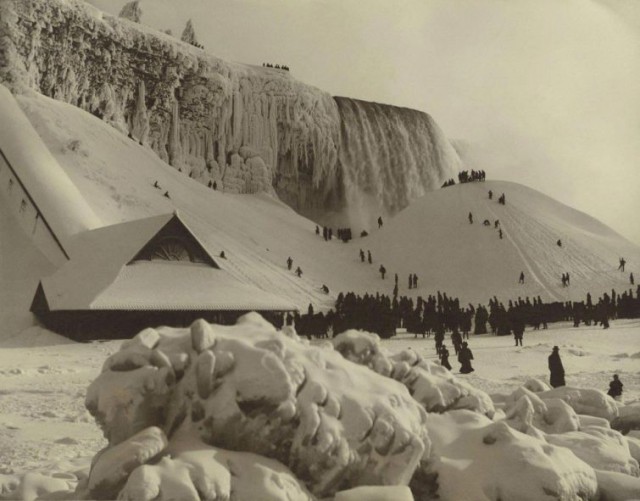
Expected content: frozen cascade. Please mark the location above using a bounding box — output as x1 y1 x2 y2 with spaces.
0 0 461 229
334 97 461 228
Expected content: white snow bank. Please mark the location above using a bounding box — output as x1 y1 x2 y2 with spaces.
334 485 413 501
594 469 640 501
504 386 580 435
332 330 495 417
84 315 430 498
426 410 598 501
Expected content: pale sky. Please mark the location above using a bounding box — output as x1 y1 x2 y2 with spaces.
90 0 640 244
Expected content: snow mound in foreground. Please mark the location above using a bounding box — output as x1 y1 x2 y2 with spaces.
83 314 430 499
332 330 495 417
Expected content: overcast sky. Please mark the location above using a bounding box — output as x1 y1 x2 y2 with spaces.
90 0 640 244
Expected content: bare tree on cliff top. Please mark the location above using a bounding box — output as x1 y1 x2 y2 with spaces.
118 1 142 23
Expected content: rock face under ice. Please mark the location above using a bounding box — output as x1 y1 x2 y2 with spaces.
84 315 430 498
0 0 458 223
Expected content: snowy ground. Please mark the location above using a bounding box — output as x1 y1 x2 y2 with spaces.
1 320 637 482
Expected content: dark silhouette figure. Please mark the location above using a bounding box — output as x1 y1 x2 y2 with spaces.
548 346 565 388
494 220 500 229
566 273 570 286
557 239 562 247
367 250 372 264
631 273 635 286
378 216 383 229
499 229 503 239
163 191 171 199
315 225 320 235
440 346 452 370
153 181 160 189
412 274 418 289
322 284 330 294
619 258 626 272
468 212 473 224
295 266 303 277
607 374 623 399
458 342 474 374
408 274 413 289
395 273 399 286
219 251 226 259
483 219 490 226
519 271 525 284
361 230 369 237
360 249 365 262
512 319 524 346
379 265 386 279
213 181 217 190
488 190 493 200
287 257 293 270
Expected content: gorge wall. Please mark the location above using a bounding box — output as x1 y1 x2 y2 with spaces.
0 0 460 226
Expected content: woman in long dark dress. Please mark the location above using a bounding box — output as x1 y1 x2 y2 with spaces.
440 345 452 370
458 342 474 374
548 346 565 388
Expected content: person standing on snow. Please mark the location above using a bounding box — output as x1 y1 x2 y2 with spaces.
519 271 525 284
287 256 293 270
458 342 475 374
607 374 623 399
440 345 452 370
548 346 565 388
378 216 383 229
379 265 386 279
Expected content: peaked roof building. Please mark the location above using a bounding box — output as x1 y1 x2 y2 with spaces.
31 211 297 339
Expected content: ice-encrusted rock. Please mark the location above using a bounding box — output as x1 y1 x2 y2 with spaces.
0 0 458 224
611 402 640 434
118 1 142 23
332 330 495 417
426 410 599 501
537 387 619 421
84 315 430 498
594 469 640 501
545 426 640 476
504 386 580 434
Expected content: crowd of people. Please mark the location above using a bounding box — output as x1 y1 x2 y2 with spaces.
262 63 290 71
458 169 486 183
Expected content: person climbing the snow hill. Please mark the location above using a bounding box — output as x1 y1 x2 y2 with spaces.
379 265 386 279
458 342 474 374
468 212 473 224
548 346 565 388
315 225 320 235
561 273 567 287
630 273 635 286
488 190 493 200
295 266 303 277
287 256 293 270
519 271 525 284
557 239 562 247
494 220 500 229
367 250 372 264
163 191 171 199
212 181 217 190
499 229 503 239
321 284 330 294
408 274 413 289
360 249 365 262
153 180 160 189
440 345 452 370
378 216 383 229
619 257 626 272
607 374 623 399
412 274 418 289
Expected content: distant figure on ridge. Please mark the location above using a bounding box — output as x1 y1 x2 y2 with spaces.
519 271 525 284
378 216 383 229
219 251 226 259
458 342 474 374
440 345 452 370
153 180 160 189
499 229 503 239
359 249 365 262
379 265 386 279
618 257 626 272
213 181 217 190
488 190 493 200
557 239 562 247
287 256 293 270
607 374 623 399
295 266 303 277
412 274 418 289
321 284 330 294
548 346 565 388
498 193 506 205
408 274 413 289
163 191 171 199
631 273 635 286
468 212 473 224
367 250 372 264
315 225 320 235
494 220 500 229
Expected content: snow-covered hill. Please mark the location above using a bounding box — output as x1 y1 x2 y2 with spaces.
2 89 638 341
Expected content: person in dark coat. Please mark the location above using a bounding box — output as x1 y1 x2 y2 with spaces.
468 212 473 224
367 250 372 264
360 249 365 262
440 345 452 370
295 266 302 277
458 342 474 374
519 271 525 284
379 265 386 279
548 346 565 388
451 329 463 355
378 216 383 229
631 273 635 286
287 256 293 270
607 374 623 399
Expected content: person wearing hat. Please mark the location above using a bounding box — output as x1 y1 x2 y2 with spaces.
607 374 623 399
458 341 475 374
548 346 565 388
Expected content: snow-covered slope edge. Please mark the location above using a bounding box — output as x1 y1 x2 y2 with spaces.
0 0 458 224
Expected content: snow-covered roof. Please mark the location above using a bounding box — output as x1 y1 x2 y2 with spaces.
90 261 296 311
39 212 297 312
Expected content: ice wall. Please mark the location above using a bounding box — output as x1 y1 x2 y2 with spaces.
335 97 461 228
0 0 459 226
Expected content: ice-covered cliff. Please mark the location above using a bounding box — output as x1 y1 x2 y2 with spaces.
0 0 459 225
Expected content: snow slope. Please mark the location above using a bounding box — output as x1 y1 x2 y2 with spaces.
2 91 638 341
